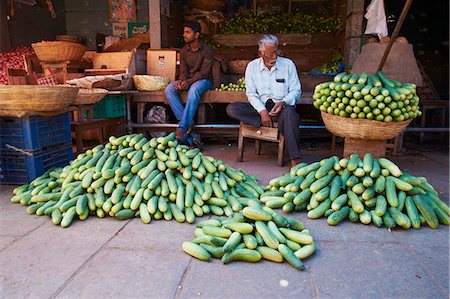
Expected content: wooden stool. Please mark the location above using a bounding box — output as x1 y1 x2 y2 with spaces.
237 122 285 166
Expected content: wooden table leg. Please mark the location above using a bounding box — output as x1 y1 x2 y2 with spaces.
237 124 244 162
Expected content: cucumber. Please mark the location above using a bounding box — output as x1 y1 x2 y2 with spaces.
234 234 253 251
377 71 395 88
199 244 225 259
329 176 342 201
255 221 279 249
115 209 135 220
347 190 364 214
327 206 350 225
331 194 348 211
223 222 254 234
221 249 261 264
385 177 399 208
294 242 316 260
310 174 334 193
427 192 450 216
370 210 383 227
315 157 335 179
370 159 381 178
347 154 361 171
278 244 304 271
405 196 421 229
307 198 331 219
382 211 396 229
374 175 386 193
359 209 372 225
61 206 77 228
242 206 272 221
279 228 313 245
256 246 284 263
296 162 321 177
378 158 402 177
388 207 411 229
375 195 387 216
222 232 242 252
182 241 211 261
424 196 449 225
267 221 287 244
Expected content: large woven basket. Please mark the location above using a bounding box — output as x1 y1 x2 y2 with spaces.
321 111 412 140
72 88 108 105
32 41 87 63
0 85 79 112
133 75 170 91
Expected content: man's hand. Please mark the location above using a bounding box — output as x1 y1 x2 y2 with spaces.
179 80 189 90
260 110 273 127
269 101 285 117
174 81 182 90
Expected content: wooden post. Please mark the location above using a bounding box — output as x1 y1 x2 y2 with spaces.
253 0 257 14
149 0 161 49
377 0 413 71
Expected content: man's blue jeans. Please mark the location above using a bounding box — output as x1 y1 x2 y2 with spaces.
165 79 212 144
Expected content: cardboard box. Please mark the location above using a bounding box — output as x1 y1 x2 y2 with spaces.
146 49 177 82
85 50 145 76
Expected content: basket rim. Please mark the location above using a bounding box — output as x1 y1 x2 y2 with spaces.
320 111 412 140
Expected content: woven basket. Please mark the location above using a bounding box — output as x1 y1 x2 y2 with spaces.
0 85 79 112
321 111 412 140
227 60 250 75
133 75 170 91
32 41 87 63
56 35 83 44
72 88 108 105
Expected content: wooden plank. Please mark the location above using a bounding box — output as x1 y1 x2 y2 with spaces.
213 33 312 47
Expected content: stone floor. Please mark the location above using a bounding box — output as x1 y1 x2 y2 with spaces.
0 139 448 299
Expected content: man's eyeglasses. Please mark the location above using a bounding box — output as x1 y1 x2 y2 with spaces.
263 49 281 58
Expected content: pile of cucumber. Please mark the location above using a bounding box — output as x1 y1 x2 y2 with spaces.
313 71 422 122
10 132 266 228
263 154 449 229
183 200 315 270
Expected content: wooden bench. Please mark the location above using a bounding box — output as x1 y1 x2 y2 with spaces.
124 89 317 132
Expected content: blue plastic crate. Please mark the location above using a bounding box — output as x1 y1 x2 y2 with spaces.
0 141 73 184
93 95 126 118
0 113 71 151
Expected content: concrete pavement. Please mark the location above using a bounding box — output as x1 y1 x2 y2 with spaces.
0 141 448 298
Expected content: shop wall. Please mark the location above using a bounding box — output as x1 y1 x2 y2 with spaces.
64 0 149 49
6 1 66 48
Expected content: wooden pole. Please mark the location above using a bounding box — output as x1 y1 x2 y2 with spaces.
288 0 292 13
377 0 413 71
149 0 161 49
253 0 257 14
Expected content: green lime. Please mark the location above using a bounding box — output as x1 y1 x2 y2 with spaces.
383 96 392 103
369 99 378 108
345 90 353 98
353 91 362 100
345 105 354 113
357 99 366 108
382 107 391 116
391 109 401 117
364 94 373 102
375 114 384 121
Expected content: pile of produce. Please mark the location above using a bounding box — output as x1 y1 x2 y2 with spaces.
215 77 245 91
0 46 35 85
10 133 267 228
313 71 422 122
262 154 449 229
219 11 340 34
309 53 345 76
183 201 315 270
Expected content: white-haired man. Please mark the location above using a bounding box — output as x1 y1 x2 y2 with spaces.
226 34 302 167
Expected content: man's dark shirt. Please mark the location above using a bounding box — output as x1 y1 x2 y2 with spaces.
179 41 214 86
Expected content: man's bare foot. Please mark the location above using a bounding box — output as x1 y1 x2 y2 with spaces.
290 158 301 168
